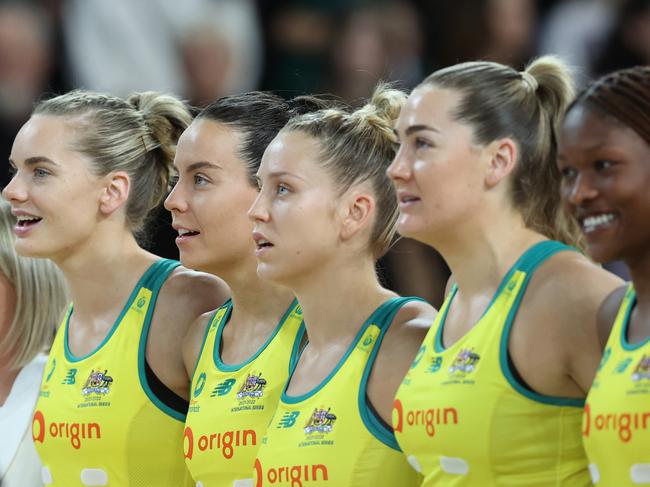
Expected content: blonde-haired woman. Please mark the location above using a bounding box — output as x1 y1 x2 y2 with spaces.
388 57 622 485
249 84 436 486
3 91 228 486
0 195 68 487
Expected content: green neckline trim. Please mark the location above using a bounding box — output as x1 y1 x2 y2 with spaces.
620 287 649 350
433 241 568 353
63 260 164 363
358 297 425 451
136 259 184 421
213 298 300 372
190 300 232 378
498 242 584 407
282 297 402 405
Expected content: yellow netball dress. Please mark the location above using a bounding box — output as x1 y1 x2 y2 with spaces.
183 299 305 486
253 297 423 487
32 259 192 487
583 284 650 485
394 241 591 486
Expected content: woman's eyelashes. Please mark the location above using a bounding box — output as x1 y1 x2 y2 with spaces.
276 183 290 196
33 167 52 181
594 159 616 172
414 137 434 150
193 173 210 186
559 165 577 181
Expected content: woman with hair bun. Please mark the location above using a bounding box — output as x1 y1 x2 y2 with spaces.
558 66 650 486
388 57 621 485
3 90 228 486
249 84 435 486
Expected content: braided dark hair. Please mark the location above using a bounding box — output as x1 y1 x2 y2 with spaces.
568 66 650 146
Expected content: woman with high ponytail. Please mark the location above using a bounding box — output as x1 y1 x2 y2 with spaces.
249 83 435 486
3 90 229 486
388 57 622 485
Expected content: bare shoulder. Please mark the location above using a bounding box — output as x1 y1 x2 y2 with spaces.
596 284 629 349
182 310 216 379
366 298 436 423
512 250 624 395
526 250 623 320
150 265 229 345
383 298 437 350
147 268 229 390
160 266 230 312
444 274 456 297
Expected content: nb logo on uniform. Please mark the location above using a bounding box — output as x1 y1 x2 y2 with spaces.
46 359 57 383
193 372 207 398
277 411 300 428
428 356 442 373
211 378 236 397
614 358 633 374
62 368 77 385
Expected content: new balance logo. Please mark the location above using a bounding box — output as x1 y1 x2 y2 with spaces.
211 378 236 397
61 368 77 385
277 411 300 428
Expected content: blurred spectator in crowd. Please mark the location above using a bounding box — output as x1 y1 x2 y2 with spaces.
415 0 537 71
483 0 537 68
62 0 262 103
0 2 59 190
539 0 616 81
592 0 650 75
257 0 350 93
181 0 263 106
330 1 423 102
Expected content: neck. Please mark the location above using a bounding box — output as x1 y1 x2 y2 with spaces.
425 209 544 297
626 252 650 319
207 256 295 326
290 254 394 350
55 228 155 328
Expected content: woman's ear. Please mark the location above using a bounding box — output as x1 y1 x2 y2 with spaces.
485 137 518 188
339 190 375 242
99 171 130 216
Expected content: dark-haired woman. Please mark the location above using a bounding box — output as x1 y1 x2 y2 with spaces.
388 56 621 485
3 91 228 486
558 66 650 486
165 93 313 486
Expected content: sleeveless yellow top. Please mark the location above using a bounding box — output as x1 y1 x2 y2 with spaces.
583 284 650 485
32 259 192 487
394 241 591 486
254 297 423 487
183 299 305 486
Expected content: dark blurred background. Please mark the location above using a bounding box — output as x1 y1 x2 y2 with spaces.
1 0 643 305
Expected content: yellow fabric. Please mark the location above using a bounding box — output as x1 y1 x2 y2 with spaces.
183 299 305 486
394 241 591 486
583 284 650 486
254 297 422 487
32 259 192 487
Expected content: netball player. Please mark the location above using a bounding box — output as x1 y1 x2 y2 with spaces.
558 66 650 485
388 57 622 485
3 91 228 486
164 93 312 486
249 84 436 486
